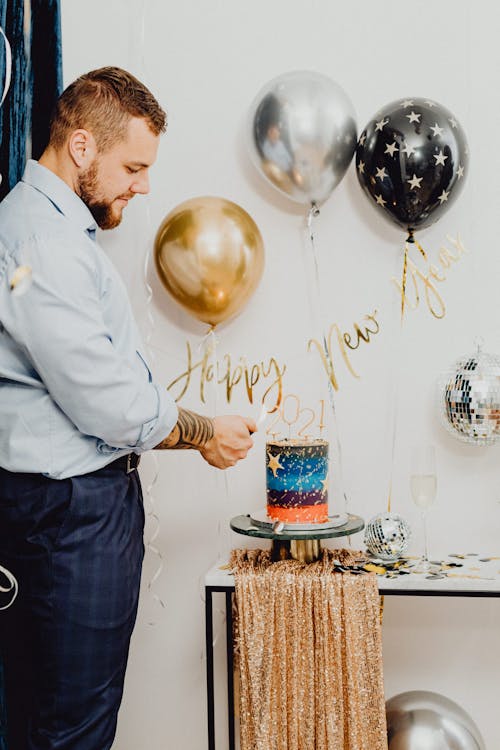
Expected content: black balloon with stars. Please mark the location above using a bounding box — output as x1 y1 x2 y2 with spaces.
355 97 468 234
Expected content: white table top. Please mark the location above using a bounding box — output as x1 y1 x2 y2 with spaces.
205 554 500 596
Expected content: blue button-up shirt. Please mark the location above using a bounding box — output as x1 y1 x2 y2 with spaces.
0 160 178 479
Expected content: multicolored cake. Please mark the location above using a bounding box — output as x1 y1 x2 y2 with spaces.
266 439 329 524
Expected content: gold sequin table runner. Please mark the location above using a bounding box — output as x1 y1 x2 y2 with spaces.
230 548 388 750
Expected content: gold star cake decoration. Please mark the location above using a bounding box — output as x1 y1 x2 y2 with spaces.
267 452 284 477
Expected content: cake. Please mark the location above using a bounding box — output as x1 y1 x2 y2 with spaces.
266 439 329 524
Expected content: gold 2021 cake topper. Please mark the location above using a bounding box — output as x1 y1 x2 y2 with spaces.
265 394 326 441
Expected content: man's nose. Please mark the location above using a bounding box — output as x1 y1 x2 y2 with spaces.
131 171 150 195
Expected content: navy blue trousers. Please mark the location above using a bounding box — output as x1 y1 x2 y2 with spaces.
0 462 145 749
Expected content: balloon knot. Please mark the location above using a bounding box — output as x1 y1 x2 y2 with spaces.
406 229 415 243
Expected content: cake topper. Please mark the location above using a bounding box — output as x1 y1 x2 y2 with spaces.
265 393 326 441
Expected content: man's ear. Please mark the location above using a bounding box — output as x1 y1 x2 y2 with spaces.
68 129 96 168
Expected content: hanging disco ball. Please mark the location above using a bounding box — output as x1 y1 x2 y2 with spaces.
438 348 500 446
364 513 411 562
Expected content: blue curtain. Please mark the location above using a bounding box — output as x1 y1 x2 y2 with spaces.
0 0 62 201
0 3 62 744
0 661 5 750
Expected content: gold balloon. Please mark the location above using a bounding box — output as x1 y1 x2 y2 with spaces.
154 196 264 327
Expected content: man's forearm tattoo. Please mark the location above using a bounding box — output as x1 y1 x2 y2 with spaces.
155 408 214 450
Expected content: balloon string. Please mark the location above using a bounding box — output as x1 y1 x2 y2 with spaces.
400 241 409 324
194 329 228 643
474 336 484 355
389 230 431 513
413 238 429 262
0 26 12 108
206 326 219 417
387 235 412 512
196 325 227 648
198 326 227 562
139 0 146 70
142 222 155 350
144 219 165 617
0 565 18 611
141 169 166 620
386 402 397 515
306 202 321 285
306 203 349 522
399 233 430 323
199 325 219 356
197 327 228 654
0 25 12 190
134 2 166 621
387 341 403 513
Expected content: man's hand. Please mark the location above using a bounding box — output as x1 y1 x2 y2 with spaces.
155 408 256 469
200 415 256 469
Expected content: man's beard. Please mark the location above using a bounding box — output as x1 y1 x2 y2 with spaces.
77 161 123 230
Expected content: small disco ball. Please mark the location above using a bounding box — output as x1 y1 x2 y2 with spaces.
438 348 500 446
364 513 411 562
386 690 485 749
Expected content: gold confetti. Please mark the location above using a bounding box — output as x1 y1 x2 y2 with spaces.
364 563 387 575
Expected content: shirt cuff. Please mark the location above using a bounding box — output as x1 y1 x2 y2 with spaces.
133 384 179 453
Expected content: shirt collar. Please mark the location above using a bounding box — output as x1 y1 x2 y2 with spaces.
21 159 98 239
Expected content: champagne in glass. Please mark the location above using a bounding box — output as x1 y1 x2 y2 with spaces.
410 445 437 571
410 474 437 509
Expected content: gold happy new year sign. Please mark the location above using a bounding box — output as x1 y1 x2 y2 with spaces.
391 234 467 319
167 234 468 405
167 343 286 412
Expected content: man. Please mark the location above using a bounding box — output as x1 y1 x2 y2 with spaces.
0 67 256 749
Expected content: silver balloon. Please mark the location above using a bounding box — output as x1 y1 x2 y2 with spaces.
386 691 485 750
364 513 411 562
438 348 500 446
248 70 357 206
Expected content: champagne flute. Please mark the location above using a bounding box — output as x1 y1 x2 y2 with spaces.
410 445 437 572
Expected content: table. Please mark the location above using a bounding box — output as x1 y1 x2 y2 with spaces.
205 554 500 750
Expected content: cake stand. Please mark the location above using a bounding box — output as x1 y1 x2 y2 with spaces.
230 513 365 563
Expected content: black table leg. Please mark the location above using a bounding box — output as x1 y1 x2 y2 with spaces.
226 590 235 750
206 588 215 750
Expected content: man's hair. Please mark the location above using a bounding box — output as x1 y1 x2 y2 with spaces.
49 66 167 152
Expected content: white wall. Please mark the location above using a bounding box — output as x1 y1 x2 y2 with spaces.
61 1 500 747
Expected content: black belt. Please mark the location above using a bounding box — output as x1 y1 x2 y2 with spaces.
107 453 141 474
